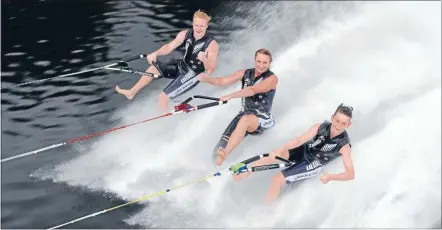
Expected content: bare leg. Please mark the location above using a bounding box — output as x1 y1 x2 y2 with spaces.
116 65 159 99
216 114 259 166
265 172 286 204
158 92 169 112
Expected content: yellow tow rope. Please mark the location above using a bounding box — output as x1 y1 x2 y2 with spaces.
47 171 227 229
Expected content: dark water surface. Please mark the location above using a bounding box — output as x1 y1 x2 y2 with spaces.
1 0 233 228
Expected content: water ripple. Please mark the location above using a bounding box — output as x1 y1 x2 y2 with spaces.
1 0 227 228
11 117 33 123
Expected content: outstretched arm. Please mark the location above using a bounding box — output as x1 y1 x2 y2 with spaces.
272 123 320 158
200 69 245 86
220 74 278 101
321 144 355 183
249 124 320 167
153 30 187 57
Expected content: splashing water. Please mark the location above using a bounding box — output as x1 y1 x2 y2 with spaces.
35 1 440 228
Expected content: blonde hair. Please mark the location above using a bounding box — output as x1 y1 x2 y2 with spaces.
255 48 273 62
194 10 212 22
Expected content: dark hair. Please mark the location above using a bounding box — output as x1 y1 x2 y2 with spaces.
255 48 273 62
334 103 353 119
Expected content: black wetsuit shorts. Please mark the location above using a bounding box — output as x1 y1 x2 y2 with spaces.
155 59 200 99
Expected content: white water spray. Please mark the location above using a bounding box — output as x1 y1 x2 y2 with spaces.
35 1 440 228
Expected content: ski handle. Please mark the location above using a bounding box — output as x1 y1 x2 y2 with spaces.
240 153 292 165
111 55 163 79
234 153 296 173
179 95 228 110
180 95 222 104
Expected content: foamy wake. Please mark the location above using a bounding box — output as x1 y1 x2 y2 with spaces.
34 1 440 228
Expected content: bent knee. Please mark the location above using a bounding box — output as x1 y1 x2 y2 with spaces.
280 150 290 160
239 114 259 127
246 115 260 132
147 65 160 75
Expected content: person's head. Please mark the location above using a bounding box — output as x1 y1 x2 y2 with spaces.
254 48 273 74
193 10 211 36
330 103 353 136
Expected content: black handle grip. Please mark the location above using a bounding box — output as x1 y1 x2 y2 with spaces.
151 61 164 78
240 153 270 164
196 101 221 110
251 162 294 172
239 153 293 165
275 156 293 164
195 100 228 110
251 163 283 172
180 97 194 105
193 95 220 101
180 95 225 106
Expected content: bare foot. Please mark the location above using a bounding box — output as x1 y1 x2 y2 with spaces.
115 86 135 100
216 148 227 166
